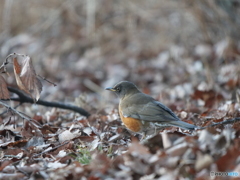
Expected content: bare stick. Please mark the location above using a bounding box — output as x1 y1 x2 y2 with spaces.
209 117 240 127
7 87 90 117
0 100 42 128
0 100 32 121
199 117 240 129
37 75 57 87
32 141 70 157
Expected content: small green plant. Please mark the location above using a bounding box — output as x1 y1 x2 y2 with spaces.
97 144 114 158
106 145 113 158
75 144 115 165
76 147 91 165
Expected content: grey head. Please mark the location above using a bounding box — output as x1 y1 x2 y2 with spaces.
105 81 141 99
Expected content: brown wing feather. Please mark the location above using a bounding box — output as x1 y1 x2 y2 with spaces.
120 93 179 122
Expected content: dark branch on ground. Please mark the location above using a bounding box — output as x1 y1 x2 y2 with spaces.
209 117 240 127
0 100 32 121
7 87 90 117
0 100 43 128
32 141 70 158
199 117 240 129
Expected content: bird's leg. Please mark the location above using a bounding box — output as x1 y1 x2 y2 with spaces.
140 125 160 143
140 132 146 141
140 133 150 144
154 126 157 136
148 126 157 138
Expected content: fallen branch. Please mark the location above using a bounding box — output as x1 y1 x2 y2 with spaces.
209 117 240 127
32 141 70 157
0 100 42 128
7 87 90 117
0 100 32 121
199 117 240 129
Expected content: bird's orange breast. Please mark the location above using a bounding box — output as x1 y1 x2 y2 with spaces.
119 107 142 132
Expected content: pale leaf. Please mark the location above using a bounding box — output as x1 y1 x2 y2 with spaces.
12 54 42 102
0 75 10 99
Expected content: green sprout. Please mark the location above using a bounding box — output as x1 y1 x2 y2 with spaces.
76 147 91 165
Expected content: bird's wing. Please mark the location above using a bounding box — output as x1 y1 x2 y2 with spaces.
121 98 180 122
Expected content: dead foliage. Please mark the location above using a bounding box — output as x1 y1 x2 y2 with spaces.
1 0 240 179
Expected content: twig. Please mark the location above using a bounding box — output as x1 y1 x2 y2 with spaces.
13 164 30 178
0 103 22 116
7 87 90 117
37 75 57 87
209 117 240 127
32 141 70 157
0 100 32 121
0 100 42 128
200 117 240 129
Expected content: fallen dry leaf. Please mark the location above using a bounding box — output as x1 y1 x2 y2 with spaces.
1 1 240 179
11 53 42 101
216 144 240 172
0 75 10 100
191 89 224 108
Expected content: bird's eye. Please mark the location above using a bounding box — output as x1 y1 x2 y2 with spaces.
116 87 120 91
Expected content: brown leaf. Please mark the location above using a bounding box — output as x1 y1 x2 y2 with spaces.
0 75 10 99
128 137 150 156
89 153 110 173
12 54 42 101
21 121 43 138
7 139 28 148
0 160 13 171
216 145 240 171
191 89 224 108
200 110 226 121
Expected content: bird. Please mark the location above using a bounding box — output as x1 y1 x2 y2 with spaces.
105 81 197 138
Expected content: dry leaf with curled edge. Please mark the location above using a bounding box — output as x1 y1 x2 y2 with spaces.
0 75 10 100
11 54 42 102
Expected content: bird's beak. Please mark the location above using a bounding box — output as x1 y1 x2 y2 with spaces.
105 87 116 91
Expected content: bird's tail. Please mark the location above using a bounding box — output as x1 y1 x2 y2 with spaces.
168 120 197 130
